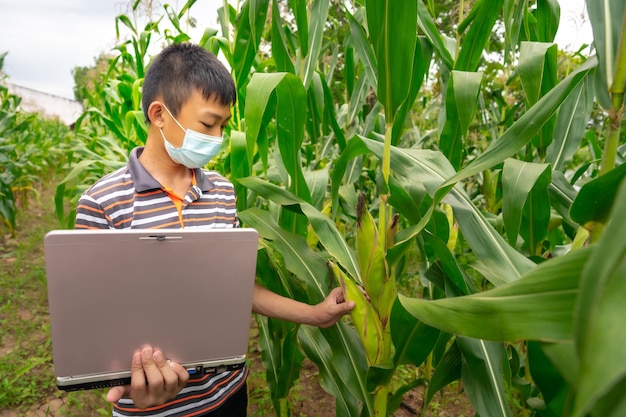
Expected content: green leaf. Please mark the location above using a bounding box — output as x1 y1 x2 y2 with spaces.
302 0 329 89
416 0 454 70
455 0 504 72
299 325 372 416
238 207 328 302
365 0 417 122
391 37 432 145
361 140 536 284
573 178 626 417
238 178 361 282
519 168 552 255
502 159 551 246
245 73 286 169
458 338 513 417
399 247 591 342
347 11 378 90
423 340 462 408
548 171 578 227
519 42 555 105
440 56 596 189
546 72 596 170
439 70 483 169
275 75 311 199
570 162 626 225
242 210 372 414
390 299 440 367
528 341 571 416
503 0 529 58
233 0 269 91
585 0 626 110
534 0 560 42
271 0 296 73
230 130 249 211
287 0 309 57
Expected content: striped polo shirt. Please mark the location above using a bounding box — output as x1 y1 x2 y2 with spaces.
75 147 248 416
75 147 238 230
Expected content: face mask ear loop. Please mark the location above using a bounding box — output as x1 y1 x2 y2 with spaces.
161 103 187 133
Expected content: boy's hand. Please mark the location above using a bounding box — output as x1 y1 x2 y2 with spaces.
106 346 189 409
310 287 355 328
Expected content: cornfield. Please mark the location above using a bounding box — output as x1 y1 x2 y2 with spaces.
1 0 625 416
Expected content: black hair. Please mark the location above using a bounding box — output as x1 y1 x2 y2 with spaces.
141 42 237 123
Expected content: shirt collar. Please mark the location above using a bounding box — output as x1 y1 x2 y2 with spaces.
129 147 215 193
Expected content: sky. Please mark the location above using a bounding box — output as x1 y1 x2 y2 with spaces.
0 0 593 101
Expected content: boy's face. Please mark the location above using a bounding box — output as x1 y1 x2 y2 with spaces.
160 90 232 148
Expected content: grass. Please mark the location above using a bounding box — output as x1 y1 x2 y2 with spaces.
0 181 111 416
0 189 57 410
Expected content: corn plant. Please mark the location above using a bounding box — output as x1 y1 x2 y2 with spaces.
0 76 74 234
227 0 626 416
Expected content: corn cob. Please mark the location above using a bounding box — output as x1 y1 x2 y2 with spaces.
331 262 383 365
356 193 387 313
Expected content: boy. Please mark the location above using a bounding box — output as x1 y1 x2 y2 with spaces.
74 42 354 416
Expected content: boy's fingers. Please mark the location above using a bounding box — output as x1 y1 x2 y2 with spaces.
129 348 150 394
106 385 130 403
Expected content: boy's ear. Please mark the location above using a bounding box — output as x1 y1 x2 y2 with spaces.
147 101 166 128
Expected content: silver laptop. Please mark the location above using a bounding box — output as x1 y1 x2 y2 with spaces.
44 228 258 391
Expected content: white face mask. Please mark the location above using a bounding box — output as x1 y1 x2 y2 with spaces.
159 104 223 169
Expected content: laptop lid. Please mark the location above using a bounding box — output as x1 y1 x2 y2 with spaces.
44 228 258 391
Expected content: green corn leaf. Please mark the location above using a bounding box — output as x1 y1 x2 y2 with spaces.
287 0 309 57
503 0 528 58
271 0 296 73
366 140 536 284
275 75 310 197
570 162 626 225
423 341 462 409
301 0 329 89
547 171 578 227
229 130 249 211
416 0 454 70
534 0 560 42
528 341 571 416
519 42 555 105
390 300 439 367
502 159 551 246
232 0 269 92
391 37 432 145
399 246 591 342
299 325 372 416
347 11 378 89
546 73 596 170
585 0 626 110
455 0 504 72
440 55 597 189
239 207 328 302
519 167 552 255
458 338 512 417
573 178 626 417
238 178 361 282
365 0 417 122
439 70 483 169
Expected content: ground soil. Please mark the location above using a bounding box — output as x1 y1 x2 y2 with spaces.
0 181 474 417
